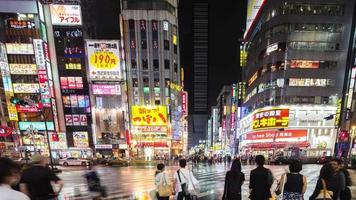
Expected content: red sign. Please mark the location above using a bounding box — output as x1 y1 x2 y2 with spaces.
182 91 188 116
135 142 168 148
231 113 236 130
125 129 131 145
0 127 13 137
43 42 50 61
290 60 319 69
253 109 289 130
246 129 308 140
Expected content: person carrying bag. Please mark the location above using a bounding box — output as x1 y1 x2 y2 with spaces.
315 179 333 200
174 159 200 200
155 163 172 200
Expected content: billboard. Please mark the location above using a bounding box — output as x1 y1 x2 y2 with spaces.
9 64 37 75
131 106 168 126
86 40 121 80
290 60 320 69
49 132 68 149
5 43 34 54
50 4 82 26
245 0 265 37
246 129 307 141
13 83 40 93
18 122 55 131
252 108 289 130
92 84 121 95
73 132 89 148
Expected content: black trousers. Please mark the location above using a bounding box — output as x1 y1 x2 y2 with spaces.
177 192 191 200
156 193 170 200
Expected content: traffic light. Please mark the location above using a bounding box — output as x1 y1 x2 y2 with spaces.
10 97 20 104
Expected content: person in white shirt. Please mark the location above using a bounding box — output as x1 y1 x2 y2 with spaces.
0 157 30 200
155 163 171 200
173 159 199 200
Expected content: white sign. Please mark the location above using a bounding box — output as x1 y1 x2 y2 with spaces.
13 83 40 93
50 4 82 26
86 40 121 80
266 43 278 54
289 78 334 87
33 39 45 67
9 64 37 75
95 144 112 149
5 43 34 54
119 144 128 149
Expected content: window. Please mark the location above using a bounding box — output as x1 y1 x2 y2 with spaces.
142 59 148 69
164 40 169 50
143 77 149 87
174 45 177 54
132 78 138 87
164 60 170 69
141 40 147 49
153 59 159 70
174 62 178 73
131 59 137 69
154 79 160 87
155 100 160 105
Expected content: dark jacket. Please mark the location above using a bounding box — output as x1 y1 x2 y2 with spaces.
309 178 337 200
222 171 245 200
249 166 272 200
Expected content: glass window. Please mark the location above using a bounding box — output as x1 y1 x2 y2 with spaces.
142 59 148 69
132 78 138 87
164 60 170 69
143 77 149 87
153 59 159 70
141 40 147 49
131 59 137 69
164 40 170 50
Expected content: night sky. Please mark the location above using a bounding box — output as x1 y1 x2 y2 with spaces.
86 0 247 109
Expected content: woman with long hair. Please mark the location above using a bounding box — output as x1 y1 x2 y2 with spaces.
222 159 245 200
309 163 337 200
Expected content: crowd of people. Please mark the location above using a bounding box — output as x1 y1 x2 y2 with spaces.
153 155 352 200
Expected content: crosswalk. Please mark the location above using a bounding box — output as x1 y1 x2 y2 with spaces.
57 164 328 200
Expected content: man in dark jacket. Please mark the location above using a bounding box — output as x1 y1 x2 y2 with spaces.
249 155 273 200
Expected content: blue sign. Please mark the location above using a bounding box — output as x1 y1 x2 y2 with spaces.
19 122 55 131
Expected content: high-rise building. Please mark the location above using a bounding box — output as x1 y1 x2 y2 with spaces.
121 0 182 159
239 0 356 158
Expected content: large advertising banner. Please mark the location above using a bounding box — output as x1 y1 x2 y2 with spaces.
49 132 68 149
73 132 89 148
246 129 307 141
86 40 121 80
245 0 265 37
50 4 82 26
131 106 168 126
252 108 289 130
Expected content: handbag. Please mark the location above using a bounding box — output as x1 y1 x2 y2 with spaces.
187 171 200 195
315 179 333 200
177 170 190 196
157 172 173 197
275 174 287 196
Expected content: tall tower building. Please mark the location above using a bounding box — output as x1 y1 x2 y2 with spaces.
121 0 182 158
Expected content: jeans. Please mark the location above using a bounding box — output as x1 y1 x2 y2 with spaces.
177 192 191 200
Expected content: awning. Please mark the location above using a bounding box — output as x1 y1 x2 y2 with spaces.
135 142 168 148
245 141 310 149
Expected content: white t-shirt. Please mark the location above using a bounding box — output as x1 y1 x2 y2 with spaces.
155 171 169 187
0 184 30 200
174 168 191 192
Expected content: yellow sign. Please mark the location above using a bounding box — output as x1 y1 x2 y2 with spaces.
170 82 182 91
131 106 168 126
335 98 342 126
7 103 18 121
90 52 118 70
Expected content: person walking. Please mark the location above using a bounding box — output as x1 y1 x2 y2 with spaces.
155 163 172 200
222 159 245 200
329 158 351 200
277 159 307 200
0 157 30 200
19 154 64 200
173 159 199 200
249 155 273 200
309 163 336 200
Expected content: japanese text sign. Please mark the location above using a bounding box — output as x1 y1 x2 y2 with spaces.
86 40 121 80
252 108 289 130
246 129 307 140
131 106 168 126
73 132 89 148
50 4 82 26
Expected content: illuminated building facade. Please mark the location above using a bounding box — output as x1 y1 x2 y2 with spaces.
240 0 356 158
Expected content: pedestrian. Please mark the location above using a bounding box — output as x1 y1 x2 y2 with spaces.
19 154 64 200
155 163 172 200
222 159 245 200
277 159 307 200
248 155 273 200
173 159 200 200
329 158 351 200
84 166 107 199
0 157 30 200
309 163 335 200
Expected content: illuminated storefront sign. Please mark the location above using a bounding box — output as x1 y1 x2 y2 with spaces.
19 122 55 131
335 98 342 126
170 82 182 91
33 39 45 67
9 64 37 75
65 63 81 70
266 43 278 54
50 4 82 26
246 129 307 141
252 108 289 130
92 84 121 95
132 126 168 133
346 67 356 109
73 132 89 148
7 19 35 29
86 40 121 80
49 132 68 149
248 71 258 86
60 76 83 89
290 60 319 69
13 83 40 93
289 78 334 87
245 0 265 37
131 106 168 126
65 114 87 126
182 91 188 116
5 43 34 54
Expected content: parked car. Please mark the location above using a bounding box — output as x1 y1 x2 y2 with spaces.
59 157 91 166
107 157 129 167
316 156 333 164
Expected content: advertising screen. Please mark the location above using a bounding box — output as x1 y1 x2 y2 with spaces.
131 106 168 126
92 84 121 95
50 4 82 26
86 40 121 80
252 108 289 130
49 132 68 149
73 132 89 148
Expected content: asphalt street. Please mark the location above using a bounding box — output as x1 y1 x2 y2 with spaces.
55 163 356 200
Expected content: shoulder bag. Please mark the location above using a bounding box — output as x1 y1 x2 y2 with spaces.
177 170 190 196
275 173 286 196
157 172 172 197
315 179 333 200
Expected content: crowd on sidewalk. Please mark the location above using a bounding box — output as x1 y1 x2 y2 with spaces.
152 155 352 200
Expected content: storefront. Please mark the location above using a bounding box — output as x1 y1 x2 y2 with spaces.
238 105 337 158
